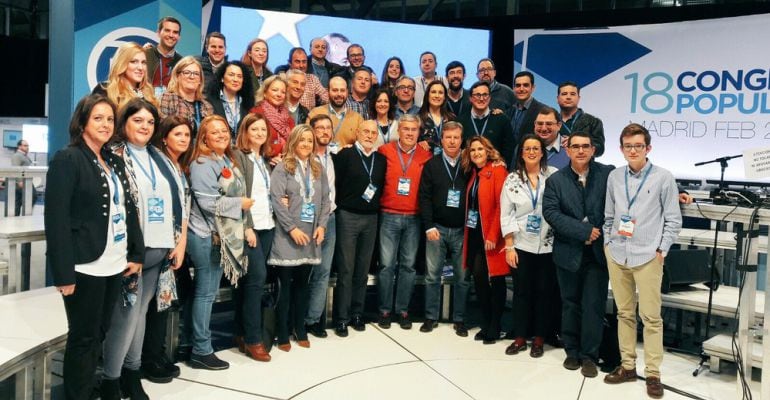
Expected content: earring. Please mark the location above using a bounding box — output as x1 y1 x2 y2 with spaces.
163 141 167 146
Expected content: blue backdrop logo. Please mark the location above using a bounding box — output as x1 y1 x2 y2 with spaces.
86 27 157 90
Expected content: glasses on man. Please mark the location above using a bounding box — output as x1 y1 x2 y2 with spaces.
568 144 592 151
523 146 541 153
396 85 415 92
471 92 490 99
622 143 647 152
535 121 558 127
180 70 201 78
477 68 495 74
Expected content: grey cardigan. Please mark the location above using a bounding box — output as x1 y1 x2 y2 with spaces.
188 155 245 238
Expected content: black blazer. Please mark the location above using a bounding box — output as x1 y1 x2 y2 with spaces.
206 92 251 134
45 143 144 285
512 97 545 138
542 160 614 272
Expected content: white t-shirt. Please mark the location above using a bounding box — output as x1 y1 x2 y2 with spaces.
127 144 175 248
249 153 275 230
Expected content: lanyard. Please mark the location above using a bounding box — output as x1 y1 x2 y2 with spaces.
250 153 270 191
330 106 347 136
224 95 241 132
379 122 391 143
356 146 375 183
298 160 312 201
316 151 329 171
100 163 121 206
472 116 489 137
561 109 582 135
126 146 157 192
624 164 652 212
441 154 459 190
448 99 464 116
397 145 417 177
433 117 443 142
526 175 540 210
470 174 480 210
193 101 202 128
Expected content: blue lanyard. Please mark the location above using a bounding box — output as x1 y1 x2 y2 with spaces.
193 101 202 128
316 151 329 171
434 118 443 142
441 154 459 190
298 160 312 201
355 146 375 184
561 109 582 135
470 175 480 210
251 153 270 191
472 115 489 137
526 174 540 210
330 106 347 136
397 145 417 176
100 164 121 206
126 146 157 192
624 164 652 212
379 123 391 143
448 99 464 116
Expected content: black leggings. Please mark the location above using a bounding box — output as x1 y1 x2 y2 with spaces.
468 229 506 339
276 265 312 343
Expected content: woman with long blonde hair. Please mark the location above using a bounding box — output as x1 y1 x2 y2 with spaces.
93 42 157 109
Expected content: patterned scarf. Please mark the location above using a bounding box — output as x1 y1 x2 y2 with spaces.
261 100 291 142
215 163 249 286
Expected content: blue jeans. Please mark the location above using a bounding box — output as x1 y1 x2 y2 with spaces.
378 212 420 315
187 232 224 356
305 213 336 325
424 224 468 321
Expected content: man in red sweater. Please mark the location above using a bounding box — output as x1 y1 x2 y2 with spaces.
376 114 433 329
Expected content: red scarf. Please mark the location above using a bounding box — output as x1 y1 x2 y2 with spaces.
260 100 291 141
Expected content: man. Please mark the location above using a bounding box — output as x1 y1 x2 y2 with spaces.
542 131 614 380
197 32 227 95
332 120 387 337
377 114 433 329
308 37 341 89
307 76 364 148
304 115 338 338
477 58 515 115
445 61 471 118
10 139 33 216
457 81 514 165
413 52 448 108
286 69 309 125
338 44 376 84
288 47 328 110
145 16 182 97
557 81 606 157
418 122 469 336
603 123 681 399
394 76 420 119
534 107 570 170
346 67 372 119
511 71 544 140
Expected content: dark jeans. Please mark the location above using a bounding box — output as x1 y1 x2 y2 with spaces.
511 250 556 338
62 271 122 400
234 229 272 344
334 210 378 323
469 228 505 338
556 248 609 362
276 265 312 344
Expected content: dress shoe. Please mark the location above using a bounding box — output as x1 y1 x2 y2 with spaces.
159 353 181 378
563 356 581 370
377 313 391 329
420 320 438 333
335 322 349 337
603 366 638 384
307 322 328 338
505 338 527 355
141 359 174 384
233 335 246 353
474 330 487 341
398 313 412 329
244 342 271 362
529 336 544 358
453 322 468 337
276 342 291 352
646 376 664 399
581 359 598 378
297 339 311 348
351 315 366 331
188 353 230 370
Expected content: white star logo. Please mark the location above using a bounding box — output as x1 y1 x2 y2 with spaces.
256 10 308 47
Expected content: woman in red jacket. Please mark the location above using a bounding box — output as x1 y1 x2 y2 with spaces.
462 136 508 344
250 74 294 162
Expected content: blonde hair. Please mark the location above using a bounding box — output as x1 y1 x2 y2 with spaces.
166 56 204 101
461 136 503 173
283 124 322 179
188 115 239 171
255 74 287 105
105 42 158 109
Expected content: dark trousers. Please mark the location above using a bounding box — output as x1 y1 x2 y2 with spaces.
62 271 122 400
234 229 272 344
556 249 609 362
276 264 312 343
334 210 378 323
511 250 556 338
469 229 506 338
141 297 168 364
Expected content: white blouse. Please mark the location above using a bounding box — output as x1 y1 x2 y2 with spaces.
500 166 558 255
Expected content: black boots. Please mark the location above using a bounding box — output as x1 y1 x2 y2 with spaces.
119 368 149 400
99 378 121 400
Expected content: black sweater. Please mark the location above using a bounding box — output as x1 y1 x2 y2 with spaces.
458 111 515 165
334 146 387 214
419 154 468 229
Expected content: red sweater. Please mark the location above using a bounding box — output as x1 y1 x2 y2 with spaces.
378 142 433 215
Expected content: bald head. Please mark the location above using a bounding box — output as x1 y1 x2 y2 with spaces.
329 76 348 109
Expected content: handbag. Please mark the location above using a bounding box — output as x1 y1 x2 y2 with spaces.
156 258 179 312
192 193 221 247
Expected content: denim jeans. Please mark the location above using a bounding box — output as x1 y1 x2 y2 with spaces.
305 213 336 325
378 212 420 315
334 210 377 323
187 232 224 356
424 224 468 322
234 229 271 344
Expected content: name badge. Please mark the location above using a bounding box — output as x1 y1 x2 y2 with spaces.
526 214 542 234
433 147 442 156
300 203 316 223
147 197 165 223
466 209 479 228
328 141 340 154
618 215 636 237
154 86 166 99
446 189 461 208
112 212 127 243
362 183 378 203
397 177 411 196
441 264 454 277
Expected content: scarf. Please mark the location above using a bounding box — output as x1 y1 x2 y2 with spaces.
261 100 291 141
215 163 249 286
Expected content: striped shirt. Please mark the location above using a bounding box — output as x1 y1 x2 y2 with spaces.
603 161 682 268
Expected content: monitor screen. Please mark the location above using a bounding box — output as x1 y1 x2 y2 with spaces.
3 129 22 149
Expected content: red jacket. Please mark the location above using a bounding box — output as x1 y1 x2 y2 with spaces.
250 102 295 156
462 162 508 277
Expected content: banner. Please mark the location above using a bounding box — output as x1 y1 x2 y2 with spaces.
514 14 770 181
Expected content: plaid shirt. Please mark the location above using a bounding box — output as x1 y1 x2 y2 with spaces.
159 92 215 129
300 73 329 110
346 96 370 119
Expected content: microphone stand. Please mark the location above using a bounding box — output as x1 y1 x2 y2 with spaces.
691 154 740 376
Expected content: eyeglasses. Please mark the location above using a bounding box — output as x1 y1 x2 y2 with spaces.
348 53 364 58
471 93 490 99
523 146 541 153
568 144 592 151
622 144 647 152
535 121 558 127
477 68 495 74
180 70 201 78
396 85 415 91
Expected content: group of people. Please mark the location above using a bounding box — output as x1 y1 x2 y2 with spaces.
45 15 687 400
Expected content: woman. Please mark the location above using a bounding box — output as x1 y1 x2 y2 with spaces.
101 98 185 398
93 42 157 109
205 60 255 136
501 134 558 357
379 57 404 94
159 56 215 140
231 113 276 362
461 136 508 344
241 38 272 93
45 94 143 400
369 88 398 149
187 115 253 370
250 74 293 158
268 124 330 351
418 80 455 154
